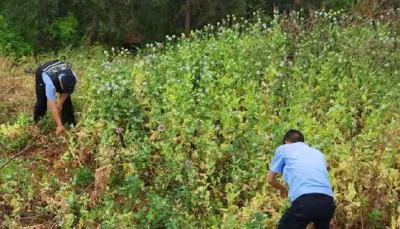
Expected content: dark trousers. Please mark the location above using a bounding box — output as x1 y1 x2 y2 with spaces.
33 67 76 126
278 194 335 229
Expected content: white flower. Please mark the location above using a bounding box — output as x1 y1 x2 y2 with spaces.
256 71 261 75
329 99 334 104
142 82 148 86
252 143 258 148
172 35 176 39
280 61 285 67
329 107 335 112
277 73 283 78
215 126 220 131
261 82 267 87
112 47 115 52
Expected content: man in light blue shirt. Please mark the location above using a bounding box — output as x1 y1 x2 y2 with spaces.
34 61 77 135
267 130 335 229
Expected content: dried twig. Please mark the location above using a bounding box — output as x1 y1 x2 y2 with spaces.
0 143 35 171
0 87 14 99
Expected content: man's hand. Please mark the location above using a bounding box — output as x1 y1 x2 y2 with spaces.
56 125 65 136
280 189 288 199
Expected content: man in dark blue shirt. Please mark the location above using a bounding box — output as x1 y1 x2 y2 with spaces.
267 130 335 229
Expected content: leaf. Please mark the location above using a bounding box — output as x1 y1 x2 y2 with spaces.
347 182 357 201
150 131 158 142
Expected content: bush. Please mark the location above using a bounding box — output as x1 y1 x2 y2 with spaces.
49 13 80 48
68 10 400 228
0 15 32 58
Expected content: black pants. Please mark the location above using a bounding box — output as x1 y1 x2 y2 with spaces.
33 67 76 125
278 194 335 229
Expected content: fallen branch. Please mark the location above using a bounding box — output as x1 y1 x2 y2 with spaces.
0 143 35 171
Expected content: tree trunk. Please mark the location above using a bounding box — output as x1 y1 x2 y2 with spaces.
266 1 274 16
185 0 190 38
88 16 98 45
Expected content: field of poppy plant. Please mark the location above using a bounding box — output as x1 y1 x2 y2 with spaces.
1 10 400 229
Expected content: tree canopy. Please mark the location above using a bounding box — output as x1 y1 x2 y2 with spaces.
1 0 396 57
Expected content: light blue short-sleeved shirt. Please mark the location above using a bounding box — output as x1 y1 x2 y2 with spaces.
42 72 77 101
270 142 334 202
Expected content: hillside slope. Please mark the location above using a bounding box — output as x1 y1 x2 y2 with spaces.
1 11 400 228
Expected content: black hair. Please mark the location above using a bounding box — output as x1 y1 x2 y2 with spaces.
283 129 305 144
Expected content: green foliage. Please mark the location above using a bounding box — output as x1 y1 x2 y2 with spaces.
326 0 356 10
0 0 370 55
73 167 94 188
0 160 34 219
63 10 400 228
50 13 80 47
2 7 400 229
0 114 32 151
0 15 32 58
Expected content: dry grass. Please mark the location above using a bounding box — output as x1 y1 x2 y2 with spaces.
0 58 35 124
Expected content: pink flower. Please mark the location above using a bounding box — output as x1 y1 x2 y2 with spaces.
158 125 165 132
115 127 124 134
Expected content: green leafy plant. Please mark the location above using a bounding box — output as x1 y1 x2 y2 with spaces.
73 166 94 188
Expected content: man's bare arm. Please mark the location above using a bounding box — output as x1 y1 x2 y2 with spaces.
267 171 288 198
48 100 64 135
